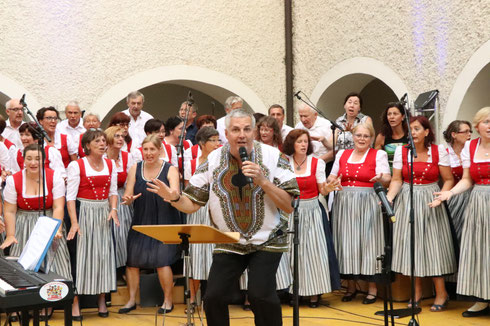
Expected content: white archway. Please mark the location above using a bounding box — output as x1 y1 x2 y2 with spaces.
0 74 41 110
310 57 410 105
90 65 267 119
443 40 490 128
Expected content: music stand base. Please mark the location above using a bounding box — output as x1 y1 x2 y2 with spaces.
375 307 421 319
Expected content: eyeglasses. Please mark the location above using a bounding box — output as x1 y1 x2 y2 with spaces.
43 117 58 122
114 134 124 138
8 108 23 112
456 130 472 134
353 134 371 139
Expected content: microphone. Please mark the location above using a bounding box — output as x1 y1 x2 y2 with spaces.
187 91 194 105
291 195 300 209
238 147 254 187
19 94 26 107
330 120 344 131
293 91 302 100
373 182 396 223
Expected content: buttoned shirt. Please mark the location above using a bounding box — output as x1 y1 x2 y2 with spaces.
295 117 332 158
122 109 154 150
56 119 86 150
2 119 23 149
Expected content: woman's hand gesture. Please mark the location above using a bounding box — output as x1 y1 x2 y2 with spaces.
122 193 142 205
147 179 180 203
0 235 18 250
67 223 82 241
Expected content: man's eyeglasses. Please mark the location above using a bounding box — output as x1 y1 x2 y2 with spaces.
43 117 58 122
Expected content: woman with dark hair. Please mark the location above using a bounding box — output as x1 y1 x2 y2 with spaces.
108 112 133 152
183 127 220 308
328 122 391 304
0 143 71 320
118 134 181 315
184 115 218 161
131 119 176 166
164 116 192 149
441 120 473 246
66 129 119 320
387 116 456 312
435 107 490 317
11 122 66 176
36 106 78 168
374 102 409 168
335 92 373 150
283 129 341 307
255 116 283 150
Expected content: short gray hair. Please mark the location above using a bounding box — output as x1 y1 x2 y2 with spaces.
224 96 243 110
65 101 80 110
83 112 100 122
5 99 15 110
126 91 145 103
225 109 255 130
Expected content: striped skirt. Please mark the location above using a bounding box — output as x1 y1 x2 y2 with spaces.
289 197 332 296
188 204 214 281
10 210 72 280
456 185 490 300
76 199 116 295
447 188 472 242
332 187 384 278
114 188 133 268
392 183 457 277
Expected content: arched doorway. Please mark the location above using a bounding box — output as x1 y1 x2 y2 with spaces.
444 40 490 132
310 57 409 132
90 65 267 125
0 74 41 113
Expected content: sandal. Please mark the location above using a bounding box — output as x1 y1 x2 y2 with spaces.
341 291 357 302
407 299 421 308
430 297 449 312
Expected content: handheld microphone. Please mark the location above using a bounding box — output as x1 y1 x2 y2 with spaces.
373 182 396 223
19 94 26 107
293 91 302 100
187 91 194 105
239 147 254 187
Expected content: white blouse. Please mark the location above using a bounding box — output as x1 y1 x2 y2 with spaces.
461 138 490 168
445 144 463 168
66 157 118 201
287 155 326 183
330 148 390 176
103 151 135 174
0 142 12 172
4 170 65 204
54 131 77 155
392 144 450 170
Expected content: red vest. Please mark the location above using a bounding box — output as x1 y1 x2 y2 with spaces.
78 133 86 158
191 144 199 160
338 148 377 188
296 157 320 199
58 134 71 168
190 158 198 175
402 144 440 184
446 147 463 182
116 151 129 188
17 146 51 170
13 169 54 210
469 138 490 185
76 158 113 200
3 138 14 149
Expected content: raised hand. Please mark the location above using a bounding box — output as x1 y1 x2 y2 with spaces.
147 178 180 202
122 193 142 205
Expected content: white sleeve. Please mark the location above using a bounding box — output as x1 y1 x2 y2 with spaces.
392 146 403 170
131 148 143 163
52 170 66 199
461 140 471 168
316 158 326 183
375 150 391 174
126 152 135 172
438 144 450 166
170 145 178 167
66 161 81 201
0 142 11 172
109 160 118 196
48 147 66 178
184 160 192 181
66 134 78 155
7 144 18 172
3 175 17 204
329 149 344 176
183 147 192 162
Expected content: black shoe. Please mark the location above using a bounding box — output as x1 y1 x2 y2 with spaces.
341 291 357 302
98 311 109 318
362 294 377 304
72 315 83 321
157 304 174 314
462 306 490 317
8 314 19 323
118 305 137 314
242 303 252 311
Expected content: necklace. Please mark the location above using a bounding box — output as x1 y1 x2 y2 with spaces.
293 156 307 170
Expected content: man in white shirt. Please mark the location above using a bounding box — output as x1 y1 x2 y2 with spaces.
216 96 243 144
294 104 334 162
122 91 153 149
268 104 293 141
56 101 86 142
2 98 24 149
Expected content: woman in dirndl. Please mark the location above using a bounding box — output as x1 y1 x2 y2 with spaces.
66 129 119 320
435 107 490 318
329 122 391 305
387 115 456 312
283 129 341 307
0 143 71 320
183 127 220 307
104 126 135 271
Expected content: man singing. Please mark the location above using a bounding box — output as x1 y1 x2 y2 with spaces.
148 109 299 326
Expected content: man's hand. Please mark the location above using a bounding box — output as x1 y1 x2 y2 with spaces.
242 161 266 186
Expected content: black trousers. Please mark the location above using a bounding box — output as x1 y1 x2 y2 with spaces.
204 251 283 326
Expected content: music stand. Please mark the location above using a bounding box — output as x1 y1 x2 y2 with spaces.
133 224 240 326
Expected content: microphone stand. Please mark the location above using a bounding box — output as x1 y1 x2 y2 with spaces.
290 195 300 326
176 93 192 192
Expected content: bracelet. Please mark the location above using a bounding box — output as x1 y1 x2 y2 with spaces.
111 207 118 211
170 195 181 203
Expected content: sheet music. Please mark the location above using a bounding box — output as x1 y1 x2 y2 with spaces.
18 216 60 271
